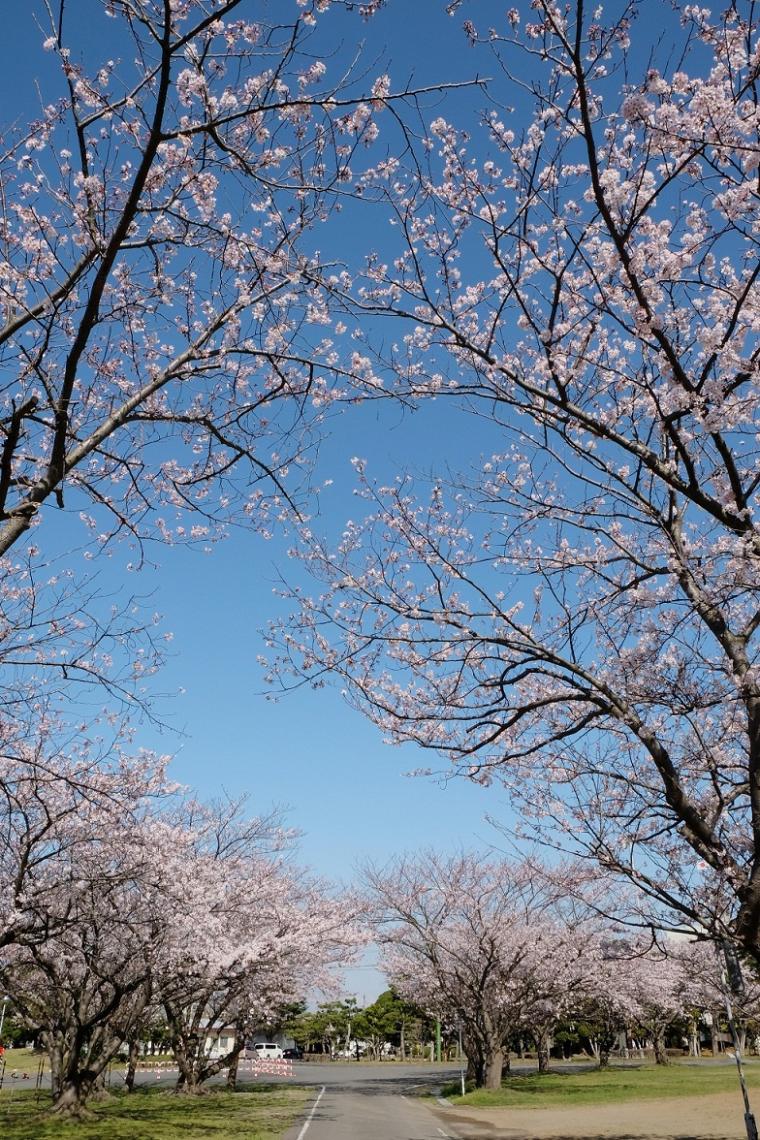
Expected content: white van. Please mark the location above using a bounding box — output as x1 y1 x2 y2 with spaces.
252 1042 284 1060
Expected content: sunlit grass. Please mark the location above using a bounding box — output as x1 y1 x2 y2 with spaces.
444 1061 760 1108
2 1047 44 1070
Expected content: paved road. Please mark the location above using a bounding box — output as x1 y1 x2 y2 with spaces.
289 1083 460 1140
283 1060 459 1089
279 1065 462 1140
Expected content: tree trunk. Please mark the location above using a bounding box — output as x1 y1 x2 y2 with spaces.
174 1065 206 1095
125 1038 140 1092
225 1021 245 1091
173 1047 206 1094
91 1070 111 1101
484 1045 504 1090
226 1050 240 1091
170 1022 214 1094
463 1030 484 1087
688 1018 700 1058
50 1075 97 1119
44 1030 105 1118
51 1084 90 1118
599 1044 610 1069
536 1031 551 1073
711 1019 721 1057
172 1037 235 1094
400 1019 406 1062
652 1030 668 1066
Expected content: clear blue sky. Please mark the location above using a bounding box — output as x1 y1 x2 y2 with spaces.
130 411 508 1000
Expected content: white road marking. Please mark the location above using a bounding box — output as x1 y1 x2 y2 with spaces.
296 1084 325 1140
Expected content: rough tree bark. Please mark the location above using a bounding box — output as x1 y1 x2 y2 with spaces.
652 1030 669 1066
484 1043 505 1090
125 1039 140 1093
534 1028 552 1074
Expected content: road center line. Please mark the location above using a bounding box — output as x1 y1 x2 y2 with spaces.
296 1084 325 1140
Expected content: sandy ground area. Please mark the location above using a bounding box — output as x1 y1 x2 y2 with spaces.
435 1090 756 1140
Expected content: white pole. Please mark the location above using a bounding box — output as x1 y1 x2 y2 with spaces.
459 1021 465 1097
720 941 759 1140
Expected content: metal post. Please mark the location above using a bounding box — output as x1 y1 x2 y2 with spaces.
721 940 759 1140
458 1021 465 1097
35 1055 44 1104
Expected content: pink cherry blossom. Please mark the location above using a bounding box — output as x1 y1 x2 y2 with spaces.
274 2 760 966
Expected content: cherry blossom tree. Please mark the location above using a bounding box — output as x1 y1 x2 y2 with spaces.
556 938 689 1067
566 940 643 1069
366 852 589 1088
0 710 169 953
0 541 172 731
1 744 358 1111
677 938 760 1056
0 725 172 1115
0 0 478 723
4 876 156 1115
625 948 687 1066
152 797 360 1093
273 2 760 960
0 0 398 561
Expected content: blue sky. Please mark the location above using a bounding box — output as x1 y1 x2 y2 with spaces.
122 408 509 999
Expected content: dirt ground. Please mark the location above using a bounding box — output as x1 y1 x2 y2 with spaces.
435 1090 756 1140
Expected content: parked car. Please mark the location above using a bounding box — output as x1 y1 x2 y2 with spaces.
283 1046 303 1060
252 1043 284 1060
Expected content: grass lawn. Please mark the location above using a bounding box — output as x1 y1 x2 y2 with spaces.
444 1061 760 1108
0 1084 311 1139
2 1047 43 1070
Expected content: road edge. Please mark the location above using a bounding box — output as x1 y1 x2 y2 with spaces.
282 1084 325 1140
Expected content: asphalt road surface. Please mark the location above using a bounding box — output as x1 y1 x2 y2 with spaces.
289 1083 459 1140
281 1064 462 1140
